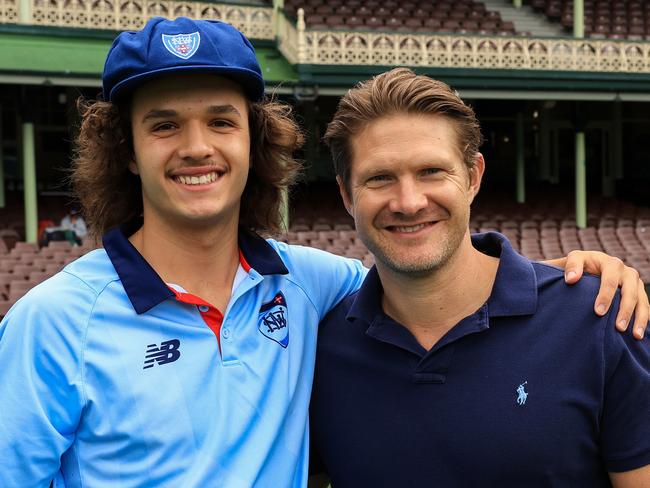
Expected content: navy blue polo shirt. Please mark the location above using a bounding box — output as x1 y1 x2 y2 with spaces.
311 232 650 487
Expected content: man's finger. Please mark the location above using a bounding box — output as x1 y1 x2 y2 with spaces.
563 251 585 284
590 255 625 315
632 278 649 340
614 267 640 331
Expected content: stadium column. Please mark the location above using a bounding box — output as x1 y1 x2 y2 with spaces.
21 124 37 242
21 89 38 243
18 0 31 23
273 0 284 37
575 130 587 229
573 0 586 229
573 0 584 38
516 112 525 203
297 8 306 62
274 0 290 234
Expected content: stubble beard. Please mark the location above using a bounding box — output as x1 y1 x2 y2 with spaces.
358 216 469 278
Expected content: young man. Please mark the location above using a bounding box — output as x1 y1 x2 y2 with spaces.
311 68 650 486
0 17 364 487
0 18 645 487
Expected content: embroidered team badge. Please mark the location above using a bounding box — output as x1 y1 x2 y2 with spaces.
258 292 289 348
161 32 201 60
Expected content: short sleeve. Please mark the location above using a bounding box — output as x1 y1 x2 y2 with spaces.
270 242 367 320
0 276 89 487
600 306 650 472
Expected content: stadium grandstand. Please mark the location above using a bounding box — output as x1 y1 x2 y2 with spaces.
0 0 650 313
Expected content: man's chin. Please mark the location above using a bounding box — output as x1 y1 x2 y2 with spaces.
368 243 447 276
378 256 444 277
169 209 235 229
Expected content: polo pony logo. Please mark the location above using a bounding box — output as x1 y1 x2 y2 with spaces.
161 32 200 60
516 381 528 406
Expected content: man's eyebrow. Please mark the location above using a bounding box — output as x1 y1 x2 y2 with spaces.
141 105 241 123
207 104 242 117
141 109 177 123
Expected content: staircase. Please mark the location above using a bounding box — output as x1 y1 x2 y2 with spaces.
482 0 568 37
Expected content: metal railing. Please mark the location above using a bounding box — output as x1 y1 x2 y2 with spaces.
277 9 650 74
2 0 273 39
3 0 650 75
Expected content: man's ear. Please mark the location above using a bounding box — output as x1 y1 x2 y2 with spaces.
336 175 353 217
467 152 485 204
128 159 139 175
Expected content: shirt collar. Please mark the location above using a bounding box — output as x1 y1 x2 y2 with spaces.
479 232 538 316
346 232 538 324
102 220 288 314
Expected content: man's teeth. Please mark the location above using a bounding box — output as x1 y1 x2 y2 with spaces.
176 172 219 185
393 224 426 233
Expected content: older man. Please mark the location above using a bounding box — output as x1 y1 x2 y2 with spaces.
311 68 650 487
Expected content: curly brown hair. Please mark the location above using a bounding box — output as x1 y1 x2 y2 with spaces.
324 68 483 195
72 96 303 239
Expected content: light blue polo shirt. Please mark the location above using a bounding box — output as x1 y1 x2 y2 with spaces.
0 222 366 487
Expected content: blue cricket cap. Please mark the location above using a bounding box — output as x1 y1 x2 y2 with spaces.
102 17 265 102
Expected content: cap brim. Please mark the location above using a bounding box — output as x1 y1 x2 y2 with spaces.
108 65 265 102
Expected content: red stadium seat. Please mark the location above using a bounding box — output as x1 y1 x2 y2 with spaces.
326 15 345 28
365 16 384 28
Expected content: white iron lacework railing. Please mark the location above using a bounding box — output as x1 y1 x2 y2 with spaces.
8 0 273 39
277 8 650 74
3 0 650 74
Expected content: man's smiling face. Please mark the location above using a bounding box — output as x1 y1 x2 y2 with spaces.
129 73 251 230
340 112 483 276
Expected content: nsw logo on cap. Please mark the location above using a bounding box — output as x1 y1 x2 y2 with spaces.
162 32 201 60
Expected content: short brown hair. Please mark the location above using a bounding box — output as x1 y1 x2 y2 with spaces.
72 96 303 240
324 68 483 193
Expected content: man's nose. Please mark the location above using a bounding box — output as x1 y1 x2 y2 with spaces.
388 180 428 215
177 122 214 161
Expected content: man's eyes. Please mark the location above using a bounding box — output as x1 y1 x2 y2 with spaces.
368 174 390 182
210 119 235 128
150 119 234 132
152 122 177 132
365 174 394 186
366 168 440 183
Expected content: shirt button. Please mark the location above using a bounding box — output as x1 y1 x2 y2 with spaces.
198 305 209 313
222 328 231 339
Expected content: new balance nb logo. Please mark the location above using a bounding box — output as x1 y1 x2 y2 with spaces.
143 339 181 369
